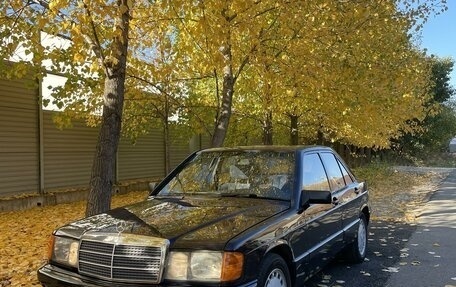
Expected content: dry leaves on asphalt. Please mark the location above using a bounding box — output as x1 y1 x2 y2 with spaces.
0 191 147 287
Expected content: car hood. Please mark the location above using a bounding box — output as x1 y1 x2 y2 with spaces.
56 196 289 249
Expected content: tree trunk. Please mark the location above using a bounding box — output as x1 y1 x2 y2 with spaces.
290 114 299 145
211 44 234 148
261 66 273 145
317 128 325 145
164 120 170 174
262 110 273 145
85 0 130 217
163 95 171 174
86 76 125 216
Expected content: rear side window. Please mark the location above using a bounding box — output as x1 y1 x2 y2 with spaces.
320 153 345 191
301 153 330 191
338 160 354 185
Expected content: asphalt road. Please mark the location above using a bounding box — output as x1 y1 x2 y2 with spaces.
304 220 416 287
304 171 456 287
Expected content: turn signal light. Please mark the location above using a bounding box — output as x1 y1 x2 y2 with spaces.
47 235 55 261
221 252 244 282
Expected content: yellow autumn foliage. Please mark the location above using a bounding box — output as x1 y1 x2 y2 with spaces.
0 0 447 148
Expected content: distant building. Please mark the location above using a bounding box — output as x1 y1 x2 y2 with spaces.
450 137 456 153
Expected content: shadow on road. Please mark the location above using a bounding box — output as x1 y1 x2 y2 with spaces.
304 220 416 287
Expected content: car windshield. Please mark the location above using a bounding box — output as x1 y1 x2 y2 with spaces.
158 150 295 201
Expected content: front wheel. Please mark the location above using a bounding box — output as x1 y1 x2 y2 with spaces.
257 253 291 287
345 214 368 263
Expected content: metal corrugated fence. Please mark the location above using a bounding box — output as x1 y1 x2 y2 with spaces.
0 75 203 197
0 77 40 196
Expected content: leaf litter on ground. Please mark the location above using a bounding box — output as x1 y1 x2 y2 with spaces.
354 166 445 223
0 191 148 287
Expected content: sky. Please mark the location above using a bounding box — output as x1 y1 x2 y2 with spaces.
420 1 456 88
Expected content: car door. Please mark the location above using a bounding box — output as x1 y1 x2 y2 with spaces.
319 152 360 244
291 152 341 278
336 156 365 242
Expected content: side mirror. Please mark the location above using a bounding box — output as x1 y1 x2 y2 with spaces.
307 190 332 204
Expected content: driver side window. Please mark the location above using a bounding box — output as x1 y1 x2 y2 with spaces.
302 153 330 191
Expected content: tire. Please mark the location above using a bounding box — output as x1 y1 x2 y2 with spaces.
345 213 368 263
257 253 291 287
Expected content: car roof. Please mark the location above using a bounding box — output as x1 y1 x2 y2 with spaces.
199 145 334 153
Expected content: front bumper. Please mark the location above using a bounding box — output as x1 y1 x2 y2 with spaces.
38 264 257 287
38 264 103 287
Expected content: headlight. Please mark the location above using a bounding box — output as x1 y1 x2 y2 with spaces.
190 252 222 280
50 235 79 268
165 251 243 282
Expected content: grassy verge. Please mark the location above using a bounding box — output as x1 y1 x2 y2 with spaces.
391 151 456 167
354 163 445 222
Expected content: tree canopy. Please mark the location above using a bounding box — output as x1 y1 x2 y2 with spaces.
428 56 455 103
394 56 456 156
165 0 444 149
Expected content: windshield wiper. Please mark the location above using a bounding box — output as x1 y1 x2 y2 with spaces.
151 195 185 199
220 193 289 201
221 193 259 198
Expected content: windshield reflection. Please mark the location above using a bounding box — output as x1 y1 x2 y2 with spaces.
159 151 295 201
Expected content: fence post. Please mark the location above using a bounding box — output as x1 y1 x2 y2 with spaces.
37 77 45 195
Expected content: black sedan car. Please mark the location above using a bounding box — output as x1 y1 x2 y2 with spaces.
38 146 369 287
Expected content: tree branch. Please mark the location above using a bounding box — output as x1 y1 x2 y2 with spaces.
83 2 107 73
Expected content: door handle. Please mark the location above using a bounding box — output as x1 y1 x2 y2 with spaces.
332 196 339 205
354 187 360 194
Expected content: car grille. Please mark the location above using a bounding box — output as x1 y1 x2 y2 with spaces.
78 233 168 283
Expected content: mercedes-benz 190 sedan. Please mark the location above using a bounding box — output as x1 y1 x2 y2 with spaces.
38 146 369 287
